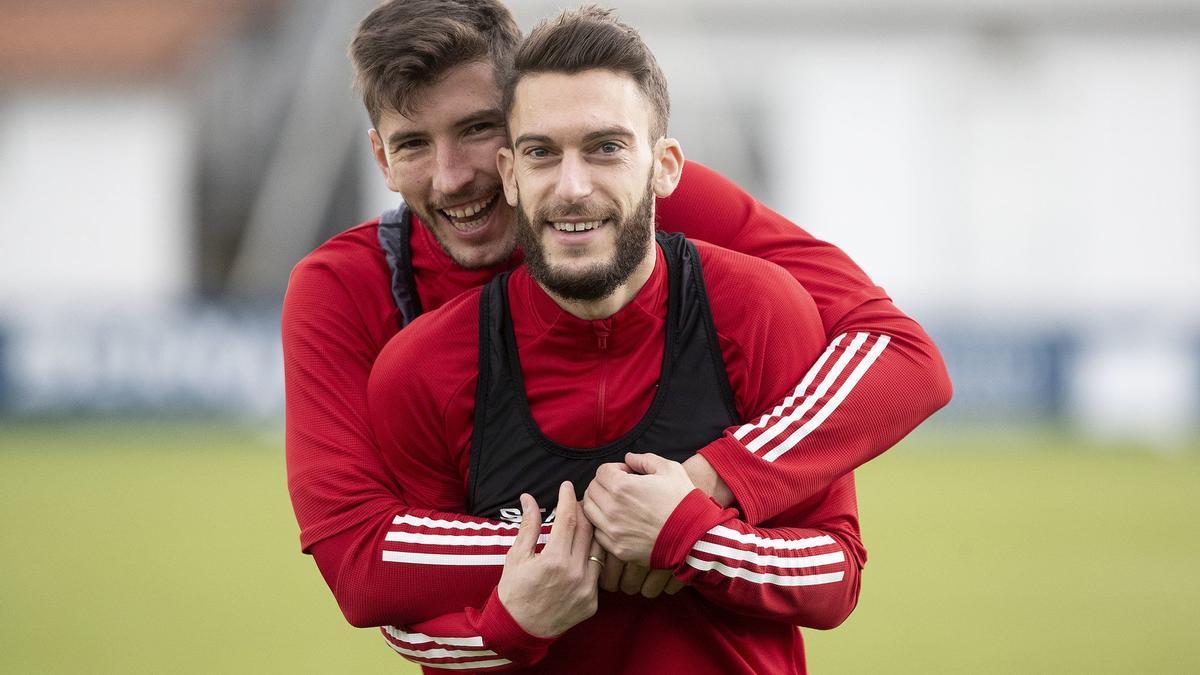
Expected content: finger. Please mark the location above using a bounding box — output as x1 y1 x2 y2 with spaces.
593 528 618 558
639 569 673 599
620 562 650 595
600 549 624 592
625 452 668 475
582 480 616 521
664 577 686 595
572 497 595 560
594 462 633 489
545 482 577 557
510 493 542 558
585 539 605 585
581 493 608 534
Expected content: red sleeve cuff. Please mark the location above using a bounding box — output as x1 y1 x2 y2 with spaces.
698 436 770 525
475 587 557 666
651 489 733 569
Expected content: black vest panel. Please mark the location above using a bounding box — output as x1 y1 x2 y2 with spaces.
377 204 423 328
468 232 739 520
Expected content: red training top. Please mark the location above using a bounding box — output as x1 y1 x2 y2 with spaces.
368 241 865 673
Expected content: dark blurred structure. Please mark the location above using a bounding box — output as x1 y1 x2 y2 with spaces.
191 1 377 296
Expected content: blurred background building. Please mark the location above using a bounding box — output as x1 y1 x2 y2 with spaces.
1 0 1197 444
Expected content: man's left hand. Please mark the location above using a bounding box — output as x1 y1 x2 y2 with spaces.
582 452 696 565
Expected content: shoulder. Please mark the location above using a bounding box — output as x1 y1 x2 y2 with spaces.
691 238 823 350
287 220 387 290
371 286 483 396
282 219 396 341
692 239 812 308
656 161 756 244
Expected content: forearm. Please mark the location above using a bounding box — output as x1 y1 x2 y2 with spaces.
701 303 952 523
650 490 863 629
661 162 951 523
311 507 552 627
378 588 556 671
376 487 603 671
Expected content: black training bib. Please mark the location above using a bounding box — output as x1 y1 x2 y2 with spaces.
468 232 739 520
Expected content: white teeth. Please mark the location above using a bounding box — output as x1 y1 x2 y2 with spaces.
442 193 496 219
551 220 603 232
450 211 491 232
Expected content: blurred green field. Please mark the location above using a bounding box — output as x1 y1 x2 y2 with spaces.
1 422 1198 674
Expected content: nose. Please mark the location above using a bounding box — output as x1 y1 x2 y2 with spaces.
554 152 593 204
431 143 474 197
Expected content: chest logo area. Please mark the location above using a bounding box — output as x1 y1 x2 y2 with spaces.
498 506 557 524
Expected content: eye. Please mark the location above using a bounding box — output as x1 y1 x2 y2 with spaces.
598 142 621 154
465 122 497 136
526 147 551 159
393 139 426 153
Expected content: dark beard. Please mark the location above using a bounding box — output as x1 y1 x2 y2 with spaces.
515 179 655 302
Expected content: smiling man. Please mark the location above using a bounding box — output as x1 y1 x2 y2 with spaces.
283 0 952 669
368 58 514 270
504 67 663 315
366 8 865 672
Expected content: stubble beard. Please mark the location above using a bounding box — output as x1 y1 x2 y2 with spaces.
415 193 516 271
515 177 655 302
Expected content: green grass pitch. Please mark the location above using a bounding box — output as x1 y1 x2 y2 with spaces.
1 422 1197 673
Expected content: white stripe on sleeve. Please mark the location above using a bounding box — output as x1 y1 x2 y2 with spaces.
761 335 889 462
385 531 549 547
404 657 514 670
733 334 845 440
685 556 846 587
384 643 501 660
381 551 507 566
692 540 845 569
392 515 521 531
707 525 835 551
383 626 486 648
744 332 871 453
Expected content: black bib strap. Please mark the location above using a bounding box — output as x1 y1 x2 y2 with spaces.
377 204 423 328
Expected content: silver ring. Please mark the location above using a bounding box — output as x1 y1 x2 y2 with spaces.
587 555 605 567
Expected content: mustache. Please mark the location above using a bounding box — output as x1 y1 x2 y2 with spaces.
429 186 500 210
533 203 618 222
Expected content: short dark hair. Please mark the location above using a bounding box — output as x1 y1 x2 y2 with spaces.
349 0 521 125
502 5 670 140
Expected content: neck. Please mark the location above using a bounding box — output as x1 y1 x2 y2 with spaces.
540 238 657 321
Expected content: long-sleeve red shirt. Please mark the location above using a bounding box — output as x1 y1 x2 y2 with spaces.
282 161 951 628
367 241 865 673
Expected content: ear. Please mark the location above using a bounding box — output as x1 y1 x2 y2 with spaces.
497 146 519 207
368 128 400 193
651 137 684 198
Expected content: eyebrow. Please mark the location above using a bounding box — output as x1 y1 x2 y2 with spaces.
386 108 504 147
582 126 636 144
514 125 637 148
387 129 423 148
513 133 554 148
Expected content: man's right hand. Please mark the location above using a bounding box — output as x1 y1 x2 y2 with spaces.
497 482 604 638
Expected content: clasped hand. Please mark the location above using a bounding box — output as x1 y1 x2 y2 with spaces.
582 452 696 598
497 453 699 638
497 482 604 637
